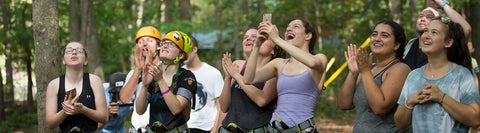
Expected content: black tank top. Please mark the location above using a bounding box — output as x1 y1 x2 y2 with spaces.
57 73 97 132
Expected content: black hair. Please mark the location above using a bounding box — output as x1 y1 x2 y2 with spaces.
296 18 318 54
373 20 406 62
431 16 472 72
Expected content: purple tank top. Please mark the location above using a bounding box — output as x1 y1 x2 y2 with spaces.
271 60 320 128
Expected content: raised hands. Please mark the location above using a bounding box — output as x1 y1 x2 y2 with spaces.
222 52 240 80
142 48 155 86
356 47 373 73
258 22 280 41
344 44 359 74
134 45 146 72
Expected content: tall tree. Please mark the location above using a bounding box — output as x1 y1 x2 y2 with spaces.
179 0 191 20
2 0 14 104
80 0 104 81
469 1 480 77
33 0 61 131
69 0 80 41
389 0 403 24
0 0 8 121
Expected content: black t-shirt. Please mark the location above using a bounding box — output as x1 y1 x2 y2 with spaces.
404 38 427 70
221 68 275 131
148 68 197 129
57 73 97 133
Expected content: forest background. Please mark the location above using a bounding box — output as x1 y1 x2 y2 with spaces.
0 0 479 132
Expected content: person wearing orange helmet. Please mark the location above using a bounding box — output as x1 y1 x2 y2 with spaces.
136 31 197 133
118 26 162 132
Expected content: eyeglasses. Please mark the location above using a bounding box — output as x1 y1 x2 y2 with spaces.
160 41 177 48
64 48 85 54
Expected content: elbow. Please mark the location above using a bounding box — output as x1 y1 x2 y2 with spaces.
470 118 480 129
119 97 130 104
99 117 108 124
46 122 56 129
395 122 409 130
243 78 252 85
255 99 271 107
336 103 354 111
371 106 391 116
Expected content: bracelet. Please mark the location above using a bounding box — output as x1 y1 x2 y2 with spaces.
440 0 450 10
161 88 170 95
440 93 446 104
404 99 414 110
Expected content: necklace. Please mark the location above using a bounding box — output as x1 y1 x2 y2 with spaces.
427 64 436 78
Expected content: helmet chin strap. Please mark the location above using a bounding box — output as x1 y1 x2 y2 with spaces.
160 56 180 71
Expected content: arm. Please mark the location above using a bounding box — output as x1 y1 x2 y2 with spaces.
218 53 236 113
120 70 141 103
81 74 108 124
337 44 360 110
432 0 471 37
394 96 415 129
243 36 278 84
361 63 410 115
212 99 226 133
135 84 149 115
46 78 69 129
120 46 145 103
155 78 191 115
242 77 277 107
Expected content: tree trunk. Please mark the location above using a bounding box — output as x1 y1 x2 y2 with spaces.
81 0 104 81
164 0 174 22
408 0 418 37
179 0 191 21
69 0 80 41
469 1 480 78
2 0 14 105
257 0 264 14
388 0 403 24
0 0 9 121
233 0 241 60
26 46 34 112
33 0 61 132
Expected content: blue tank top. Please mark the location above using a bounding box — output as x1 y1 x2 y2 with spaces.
57 73 97 133
271 60 320 129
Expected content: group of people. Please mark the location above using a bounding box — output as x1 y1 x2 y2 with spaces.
338 0 480 133
45 0 480 132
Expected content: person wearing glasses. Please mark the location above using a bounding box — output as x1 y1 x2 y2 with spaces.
46 42 108 132
135 31 197 133
394 16 480 132
403 0 471 70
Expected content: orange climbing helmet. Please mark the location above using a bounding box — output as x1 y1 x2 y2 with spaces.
135 26 161 42
161 31 193 58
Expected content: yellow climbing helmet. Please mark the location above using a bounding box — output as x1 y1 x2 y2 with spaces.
161 31 193 58
135 26 161 42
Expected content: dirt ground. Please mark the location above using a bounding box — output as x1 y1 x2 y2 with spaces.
317 118 354 133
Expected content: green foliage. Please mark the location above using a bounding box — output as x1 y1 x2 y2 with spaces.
0 109 36 132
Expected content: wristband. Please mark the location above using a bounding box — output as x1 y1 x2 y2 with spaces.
161 88 170 95
404 99 414 110
440 93 446 104
440 0 450 10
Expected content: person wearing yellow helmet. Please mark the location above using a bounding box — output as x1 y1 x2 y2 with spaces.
136 30 197 133
119 26 162 132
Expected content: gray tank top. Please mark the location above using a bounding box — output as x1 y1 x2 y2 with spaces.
352 60 406 133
